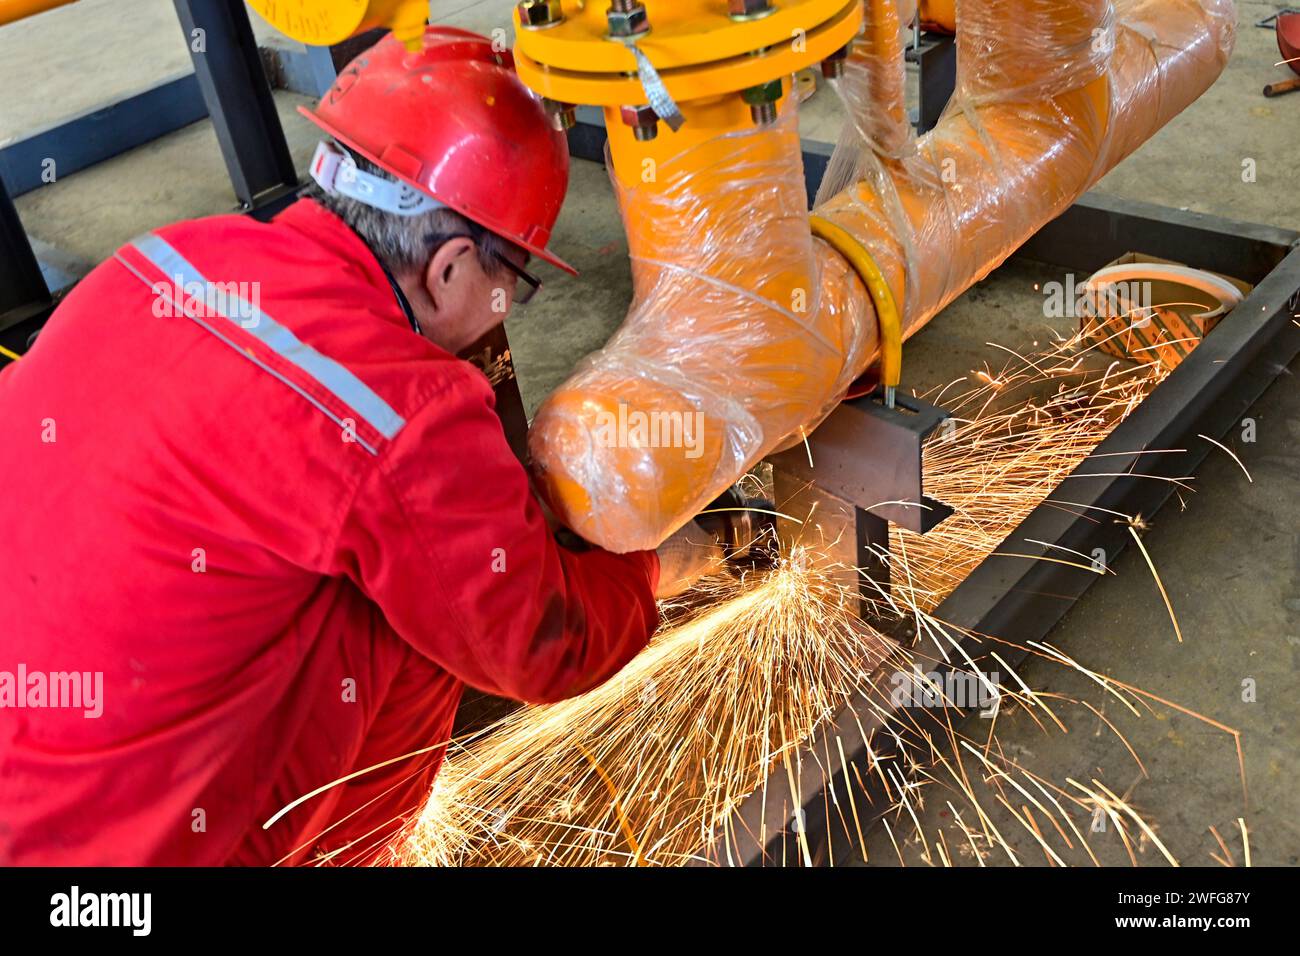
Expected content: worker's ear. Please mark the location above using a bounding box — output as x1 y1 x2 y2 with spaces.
423 236 478 311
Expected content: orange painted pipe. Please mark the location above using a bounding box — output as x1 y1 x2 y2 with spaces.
528 0 1236 552
919 0 956 32
0 0 76 25
528 91 876 547
833 0 913 160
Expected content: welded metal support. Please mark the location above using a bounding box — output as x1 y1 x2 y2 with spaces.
770 387 953 617
464 322 530 462
771 388 952 533
173 0 299 213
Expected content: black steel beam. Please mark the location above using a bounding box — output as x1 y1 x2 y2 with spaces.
703 241 1300 866
905 32 956 133
172 0 299 212
0 74 207 198
1017 191 1297 285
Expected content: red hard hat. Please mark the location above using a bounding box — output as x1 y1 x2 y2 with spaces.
300 26 576 275
1279 12 1300 78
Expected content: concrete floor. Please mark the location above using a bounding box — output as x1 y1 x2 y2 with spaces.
3 1 1297 865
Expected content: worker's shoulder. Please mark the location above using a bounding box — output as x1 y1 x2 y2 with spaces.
112 203 489 454
149 201 329 273
393 357 498 431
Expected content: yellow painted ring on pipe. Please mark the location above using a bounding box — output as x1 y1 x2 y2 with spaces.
515 0 860 105
515 0 859 74
809 215 903 389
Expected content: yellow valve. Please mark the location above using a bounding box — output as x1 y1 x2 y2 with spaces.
809 215 902 397
245 0 428 50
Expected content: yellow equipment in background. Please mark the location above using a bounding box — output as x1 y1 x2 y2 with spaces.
0 0 76 26
244 0 429 50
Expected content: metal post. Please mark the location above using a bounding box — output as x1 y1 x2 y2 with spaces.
0 175 51 336
172 0 299 212
905 33 956 133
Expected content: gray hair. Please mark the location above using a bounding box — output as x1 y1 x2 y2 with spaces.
304 145 513 278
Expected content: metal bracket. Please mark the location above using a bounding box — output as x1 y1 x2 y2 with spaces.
769 385 953 614
904 32 956 134
770 386 953 530
172 0 299 213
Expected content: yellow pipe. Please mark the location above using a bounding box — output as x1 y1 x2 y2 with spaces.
516 0 858 77
0 0 76 25
515 0 860 108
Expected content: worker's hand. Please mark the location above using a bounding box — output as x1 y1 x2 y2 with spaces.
654 520 726 598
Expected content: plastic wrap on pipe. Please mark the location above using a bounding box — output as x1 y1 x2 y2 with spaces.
527 108 873 552
834 0 914 160
1096 0 1237 176
817 0 1232 327
528 0 1233 553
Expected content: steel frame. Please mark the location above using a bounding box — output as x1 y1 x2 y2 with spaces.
0 73 207 199
0 177 49 333
1 2 296 350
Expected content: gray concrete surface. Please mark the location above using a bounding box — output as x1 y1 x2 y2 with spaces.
2 0 1297 866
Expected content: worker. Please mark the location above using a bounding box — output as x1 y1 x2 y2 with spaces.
0 26 720 866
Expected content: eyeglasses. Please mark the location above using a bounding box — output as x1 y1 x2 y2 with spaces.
426 231 542 305
491 252 542 305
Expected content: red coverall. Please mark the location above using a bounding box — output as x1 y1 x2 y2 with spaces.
0 198 658 865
